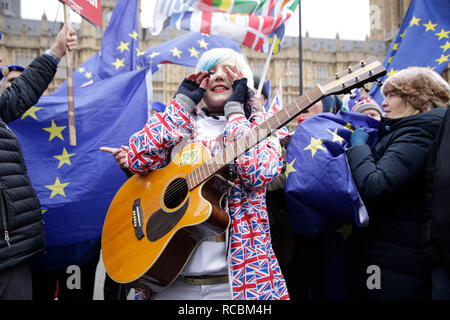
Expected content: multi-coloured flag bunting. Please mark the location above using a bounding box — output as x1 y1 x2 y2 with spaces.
149 0 299 53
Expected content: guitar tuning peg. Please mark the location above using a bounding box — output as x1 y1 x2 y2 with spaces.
362 85 370 93
360 60 365 67
350 93 357 99
348 66 353 73
376 80 384 87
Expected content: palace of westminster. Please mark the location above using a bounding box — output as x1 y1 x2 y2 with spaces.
0 0 448 110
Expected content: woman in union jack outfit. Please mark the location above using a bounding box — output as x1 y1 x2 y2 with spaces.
107 48 289 300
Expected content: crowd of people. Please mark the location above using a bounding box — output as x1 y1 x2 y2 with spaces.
1 23 450 301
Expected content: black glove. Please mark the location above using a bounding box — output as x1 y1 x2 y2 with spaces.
227 78 248 104
224 78 248 118
175 78 206 106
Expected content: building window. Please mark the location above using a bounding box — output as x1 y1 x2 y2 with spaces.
285 61 299 87
15 52 35 68
314 64 329 84
249 61 264 79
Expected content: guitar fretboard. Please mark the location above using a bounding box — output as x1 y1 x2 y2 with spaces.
186 86 324 190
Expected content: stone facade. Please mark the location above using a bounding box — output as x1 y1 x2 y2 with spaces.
0 0 448 112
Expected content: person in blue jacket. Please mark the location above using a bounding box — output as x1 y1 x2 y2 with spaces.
346 67 450 300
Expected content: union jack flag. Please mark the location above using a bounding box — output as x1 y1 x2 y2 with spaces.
267 79 283 114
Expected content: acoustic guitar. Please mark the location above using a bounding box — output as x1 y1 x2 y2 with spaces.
101 57 386 292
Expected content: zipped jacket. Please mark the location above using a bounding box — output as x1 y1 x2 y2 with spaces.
0 55 57 272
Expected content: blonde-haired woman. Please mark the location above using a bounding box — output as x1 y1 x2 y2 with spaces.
345 67 450 300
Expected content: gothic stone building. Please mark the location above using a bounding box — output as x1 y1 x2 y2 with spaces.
0 0 448 114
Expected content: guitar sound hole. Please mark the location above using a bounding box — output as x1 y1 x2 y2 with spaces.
164 178 188 209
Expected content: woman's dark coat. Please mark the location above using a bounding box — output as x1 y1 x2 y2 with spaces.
346 107 446 299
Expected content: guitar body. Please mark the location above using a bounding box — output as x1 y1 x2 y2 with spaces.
101 143 231 292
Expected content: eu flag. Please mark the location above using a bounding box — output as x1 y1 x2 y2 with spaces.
136 32 242 72
370 0 450 104
10 0 144 269
9 66 150 268
285 111 379 237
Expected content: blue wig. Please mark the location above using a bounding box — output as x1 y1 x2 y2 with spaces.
195 48 254 89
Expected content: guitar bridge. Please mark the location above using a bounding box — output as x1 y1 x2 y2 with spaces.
132 198 144 240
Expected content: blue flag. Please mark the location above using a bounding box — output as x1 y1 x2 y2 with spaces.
53 0 140 95
136 32 241 72
285 111 379 237
370 0 450 104
9 67 150 268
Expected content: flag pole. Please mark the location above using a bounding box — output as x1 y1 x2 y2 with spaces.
64 4 76 146
257 34 277 97
298 3 303 95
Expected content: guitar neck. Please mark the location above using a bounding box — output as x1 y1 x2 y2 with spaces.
186 86 324 190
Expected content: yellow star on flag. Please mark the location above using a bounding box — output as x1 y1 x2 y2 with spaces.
436 54 449 65
112 58 125 70
326 128 345 145
43 120 66 141
170 47 182 59
149 51 160 59
285 158 297 178
388 56 394 63
117 41 130 53
343 123 355 132
303 137 327 158
399 29 407 38
53 147 76 168
188 47 200 58
441 41 450 53
436 29 450 41
128 30 138 40
136 65 141 70
78 67 85 73
392 43 400 50
387 67 399 77
197 38 208 49
409 16 421 27
21 106 42 120
423 20 437 32
337 224 353 241
45 177 69 199
85 72 93 79
136 48 145 56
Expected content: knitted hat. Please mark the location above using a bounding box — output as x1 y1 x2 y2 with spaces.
351 96 383 115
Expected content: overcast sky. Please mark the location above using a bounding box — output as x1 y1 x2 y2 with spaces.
20 0 371 40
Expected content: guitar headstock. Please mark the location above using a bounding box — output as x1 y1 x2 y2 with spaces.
319 57 386 96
